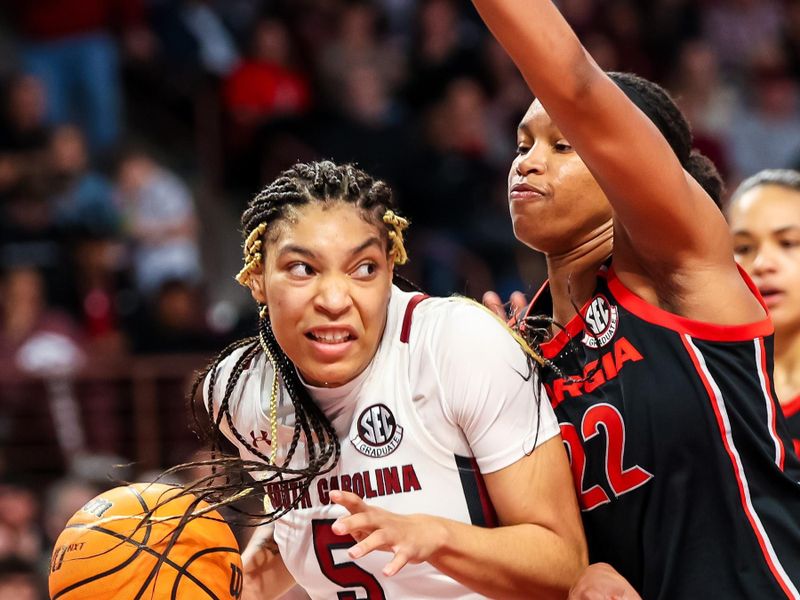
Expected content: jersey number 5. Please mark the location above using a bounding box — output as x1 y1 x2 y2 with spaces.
560 403 653 511
312 519 387 599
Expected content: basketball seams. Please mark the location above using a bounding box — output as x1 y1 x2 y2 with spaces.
171 546 242 600
53 484 237 600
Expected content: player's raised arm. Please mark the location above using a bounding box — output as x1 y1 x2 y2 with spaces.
470 0 731 274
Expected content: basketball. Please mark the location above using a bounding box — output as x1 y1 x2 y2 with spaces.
48 483 243 599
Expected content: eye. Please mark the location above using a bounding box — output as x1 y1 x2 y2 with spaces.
352 262 377 279
733 244 753 255
288 262 315 277
554 140 573 152
779 238 800 249
515 142 531 155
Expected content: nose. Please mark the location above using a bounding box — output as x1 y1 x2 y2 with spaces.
314 274 353 318
515 143 547 177
751 245 779 276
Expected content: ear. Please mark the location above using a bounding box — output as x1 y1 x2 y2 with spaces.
247 267 268 305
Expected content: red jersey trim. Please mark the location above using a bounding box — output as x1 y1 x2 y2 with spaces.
783 395 800 419
755 338 786 471
400 294 429 344
606 265 773 341
523 278 600 360
681 334 800 599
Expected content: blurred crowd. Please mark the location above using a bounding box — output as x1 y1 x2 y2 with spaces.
2 0 800 596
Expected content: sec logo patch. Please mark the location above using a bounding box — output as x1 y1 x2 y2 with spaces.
350 404 404 458
582 295 618 348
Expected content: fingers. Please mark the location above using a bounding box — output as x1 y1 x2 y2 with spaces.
482 291 506 318
483 290 529 325
330 490 366 514
382 550 410 577
510 291 528 315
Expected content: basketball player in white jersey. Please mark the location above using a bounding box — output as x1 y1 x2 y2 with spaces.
195 161 585 599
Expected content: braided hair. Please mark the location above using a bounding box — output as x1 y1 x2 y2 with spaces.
185 160 411 524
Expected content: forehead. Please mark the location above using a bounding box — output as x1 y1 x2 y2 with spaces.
518 99 557 134
730 185 800 230
269 202 383 247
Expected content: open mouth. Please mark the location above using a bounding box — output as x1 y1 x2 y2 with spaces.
305 330 355 344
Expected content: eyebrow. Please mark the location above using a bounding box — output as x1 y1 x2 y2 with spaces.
732 226 800 236
277 236 384 260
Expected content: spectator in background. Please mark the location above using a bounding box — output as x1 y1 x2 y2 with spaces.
0 266 85 367
703 0 783 76
116 149 202 297
668 39 735 181
47 124 120 236
318 1 405 108
0 179 62 279
728 52 800 179
2 0 155 155
404 0 482 110
223 15 313 190
315 63 412 188
0 484 40 564
0 74 50 197
132 279 219 354
0 557 40 600
223 16 312 136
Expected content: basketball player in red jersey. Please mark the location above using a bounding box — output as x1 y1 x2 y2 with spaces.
729 170 800 456
474 0 800 598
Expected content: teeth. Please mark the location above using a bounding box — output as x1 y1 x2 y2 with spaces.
312 331 350 343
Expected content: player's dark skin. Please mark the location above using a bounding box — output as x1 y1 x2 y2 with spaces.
474 0 766 595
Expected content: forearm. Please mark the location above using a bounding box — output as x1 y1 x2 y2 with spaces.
241 524 295 600
471 0 596 108
427 517 586 599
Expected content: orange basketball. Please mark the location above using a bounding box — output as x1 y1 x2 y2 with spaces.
49 483 243 599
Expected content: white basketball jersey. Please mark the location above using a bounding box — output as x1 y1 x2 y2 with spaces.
206 286 559 599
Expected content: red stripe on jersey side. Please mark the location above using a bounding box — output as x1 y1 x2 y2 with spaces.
399 294 429 344
681 334 800 600
607 266 773 341
783 395 800 419
755 338 786 471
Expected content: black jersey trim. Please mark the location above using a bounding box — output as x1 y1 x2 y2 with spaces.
454 455 498 528
607 265 773 341
681 334 800 599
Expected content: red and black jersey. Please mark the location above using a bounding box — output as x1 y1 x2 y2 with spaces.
526 264 800 599
782 395 800 457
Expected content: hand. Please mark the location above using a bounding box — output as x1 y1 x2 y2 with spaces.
568 563 642 600
331 490 446 577
241 527 290 600
482 290 528 326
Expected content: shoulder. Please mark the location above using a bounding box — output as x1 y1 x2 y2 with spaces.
409 296 530 369
414 296 518 343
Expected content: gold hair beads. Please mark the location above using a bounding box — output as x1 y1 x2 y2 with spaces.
235 222 268 286
383 210 409 265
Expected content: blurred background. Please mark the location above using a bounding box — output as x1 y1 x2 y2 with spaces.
1 0 800 596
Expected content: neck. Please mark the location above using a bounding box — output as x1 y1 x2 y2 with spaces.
773 327 800 403
545 221 614 327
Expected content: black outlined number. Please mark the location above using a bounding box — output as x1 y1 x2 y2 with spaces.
312 519 386 600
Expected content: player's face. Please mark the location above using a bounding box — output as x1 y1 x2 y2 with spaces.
730 185 800 335
509 100 612 254
253 202 393 387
